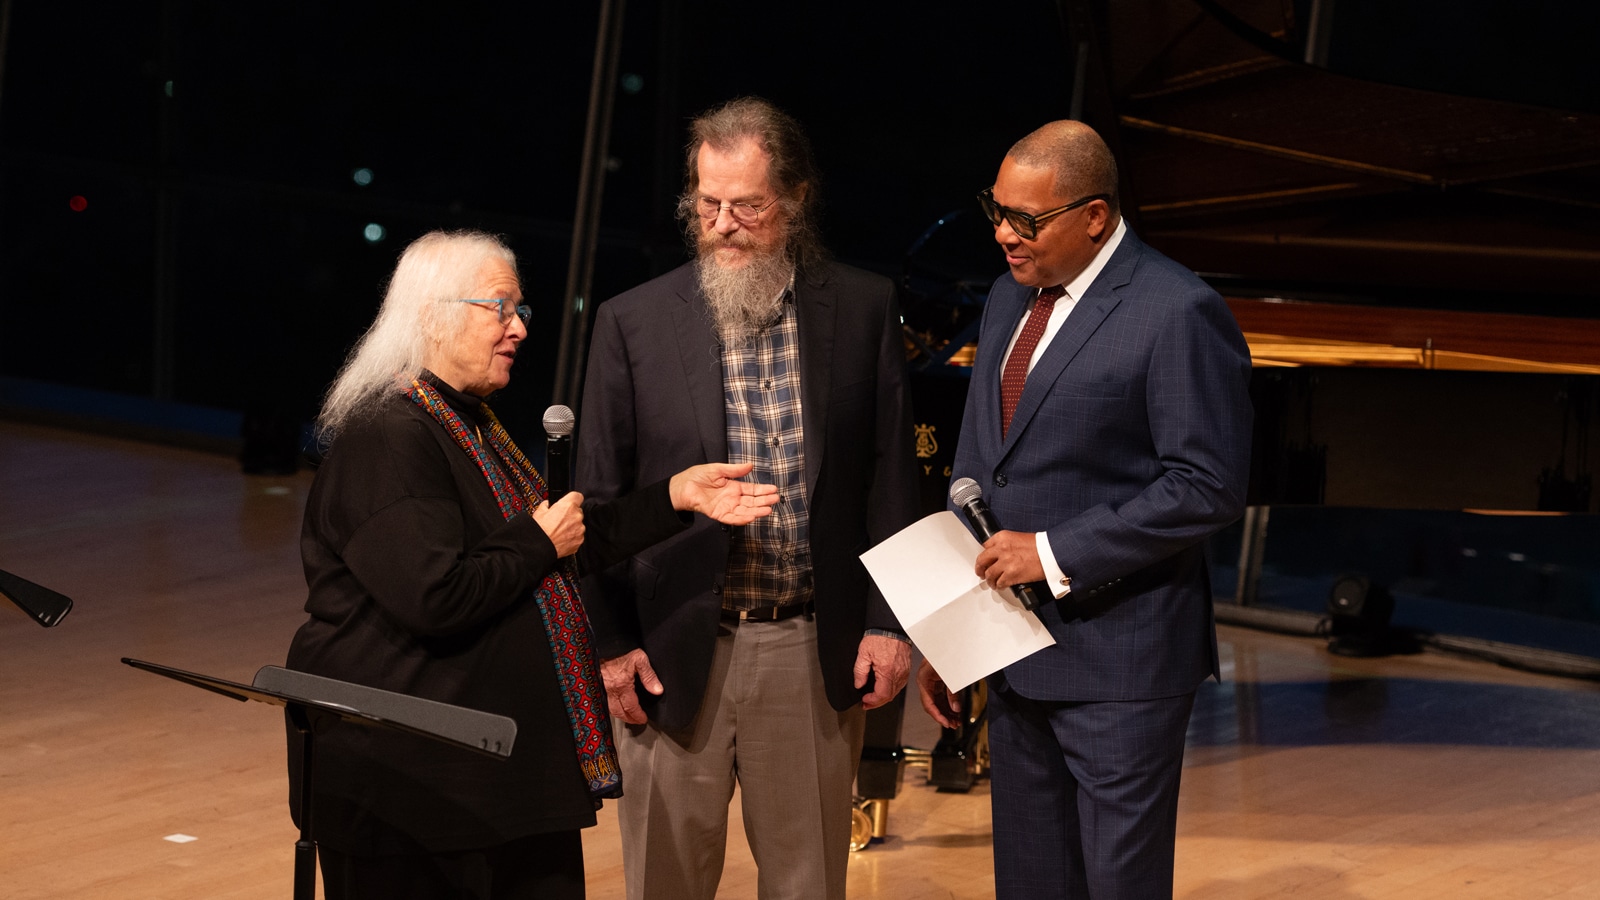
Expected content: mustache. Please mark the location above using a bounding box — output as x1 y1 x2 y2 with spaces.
697 229 757 255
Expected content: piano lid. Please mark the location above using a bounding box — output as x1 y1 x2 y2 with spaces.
1067 0 1600 309
1230 297 1600 372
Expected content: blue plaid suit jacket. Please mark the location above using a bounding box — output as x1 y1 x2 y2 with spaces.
951 228 1253 702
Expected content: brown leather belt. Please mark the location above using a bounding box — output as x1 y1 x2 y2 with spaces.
720 601 813 624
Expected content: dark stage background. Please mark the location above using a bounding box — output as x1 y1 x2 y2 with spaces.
0 1 1078 440
3 0 1594 439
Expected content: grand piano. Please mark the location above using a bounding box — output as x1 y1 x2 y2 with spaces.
858 0 1600 842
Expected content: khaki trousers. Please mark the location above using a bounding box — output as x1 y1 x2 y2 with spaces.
616 615 866 900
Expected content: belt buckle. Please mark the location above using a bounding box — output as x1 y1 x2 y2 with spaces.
727 604 807 623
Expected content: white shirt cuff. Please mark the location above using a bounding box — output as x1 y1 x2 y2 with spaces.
1036 531 1071 599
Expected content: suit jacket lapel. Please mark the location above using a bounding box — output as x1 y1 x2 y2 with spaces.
1001 235 1140 457
796 273 835 498
673 280 728 463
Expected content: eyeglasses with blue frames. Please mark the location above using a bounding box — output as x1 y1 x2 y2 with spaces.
694 195 781 226
450 298 532 326
977 188 1110 240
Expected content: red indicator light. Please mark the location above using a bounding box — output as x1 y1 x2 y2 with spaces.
69 195 88 212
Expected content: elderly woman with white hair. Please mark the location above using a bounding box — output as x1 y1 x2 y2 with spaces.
284 230 776 899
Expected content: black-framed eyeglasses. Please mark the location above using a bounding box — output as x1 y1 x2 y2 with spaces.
451 298 532 326
695 195 780 226
977 188 1109 240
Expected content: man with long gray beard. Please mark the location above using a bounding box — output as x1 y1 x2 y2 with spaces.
575 96 918 900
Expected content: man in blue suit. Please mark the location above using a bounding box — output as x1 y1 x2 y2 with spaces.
918 120 1253 898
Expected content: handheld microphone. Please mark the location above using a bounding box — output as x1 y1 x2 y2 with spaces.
949 477 1046 611
542 405 575 503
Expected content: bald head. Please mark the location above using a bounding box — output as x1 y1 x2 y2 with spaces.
1006 120 1120 218
987 121 1122 288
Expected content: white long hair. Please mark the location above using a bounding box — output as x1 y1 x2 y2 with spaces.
316 230 516 440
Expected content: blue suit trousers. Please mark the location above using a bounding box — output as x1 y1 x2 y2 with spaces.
987 683 1196 899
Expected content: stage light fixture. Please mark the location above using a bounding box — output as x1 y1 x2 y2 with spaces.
1325 573 1394 657
352 167 374 186
363 223 386 243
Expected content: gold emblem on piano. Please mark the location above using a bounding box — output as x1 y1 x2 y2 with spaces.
914 423 938 459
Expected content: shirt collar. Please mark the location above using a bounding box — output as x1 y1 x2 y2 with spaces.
1059 217 1128 301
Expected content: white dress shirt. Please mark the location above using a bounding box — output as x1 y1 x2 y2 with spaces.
998 218 1128 597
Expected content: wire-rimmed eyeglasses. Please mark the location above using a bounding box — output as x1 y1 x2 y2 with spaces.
694 195 781 226
977 188 1109 240
451 298 532 326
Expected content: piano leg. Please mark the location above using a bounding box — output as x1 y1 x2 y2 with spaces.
927 680 989 792
852 688 909 850
848 682 992 851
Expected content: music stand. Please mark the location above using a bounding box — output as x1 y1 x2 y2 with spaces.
122 658 517 900
1 567 73 627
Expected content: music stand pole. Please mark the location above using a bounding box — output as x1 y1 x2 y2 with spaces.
289 705 317 900
123 658 517 900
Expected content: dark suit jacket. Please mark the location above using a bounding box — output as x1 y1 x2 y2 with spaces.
287 381 688 854
576 260 919 731
951 227 1253 702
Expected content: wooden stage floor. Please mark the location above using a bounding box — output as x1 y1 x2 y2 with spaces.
3 420 1599 898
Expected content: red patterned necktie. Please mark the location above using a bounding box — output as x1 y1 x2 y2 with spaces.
999 285 1065 437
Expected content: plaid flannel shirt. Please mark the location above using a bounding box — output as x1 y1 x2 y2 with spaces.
721 293 813 611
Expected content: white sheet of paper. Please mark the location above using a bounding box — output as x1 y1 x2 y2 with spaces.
860 511 1055 691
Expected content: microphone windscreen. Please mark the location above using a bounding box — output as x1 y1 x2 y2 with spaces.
949 477 983 507
542 405 575 437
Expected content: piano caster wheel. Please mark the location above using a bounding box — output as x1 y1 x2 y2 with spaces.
848 797 891 851
848 804 874 852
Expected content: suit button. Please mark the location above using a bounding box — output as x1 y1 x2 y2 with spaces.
721 524 731 533
994 474 1008 487
711 584 722 595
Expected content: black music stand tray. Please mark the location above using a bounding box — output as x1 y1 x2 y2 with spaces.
122 658 518 900
1 567 73 627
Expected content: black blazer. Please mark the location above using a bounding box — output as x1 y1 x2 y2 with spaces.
576 260 919 731
287 383 687 854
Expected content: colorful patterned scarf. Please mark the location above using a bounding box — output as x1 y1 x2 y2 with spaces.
408 379 621 799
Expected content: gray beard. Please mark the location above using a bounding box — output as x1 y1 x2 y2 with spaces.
696 245 793 346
